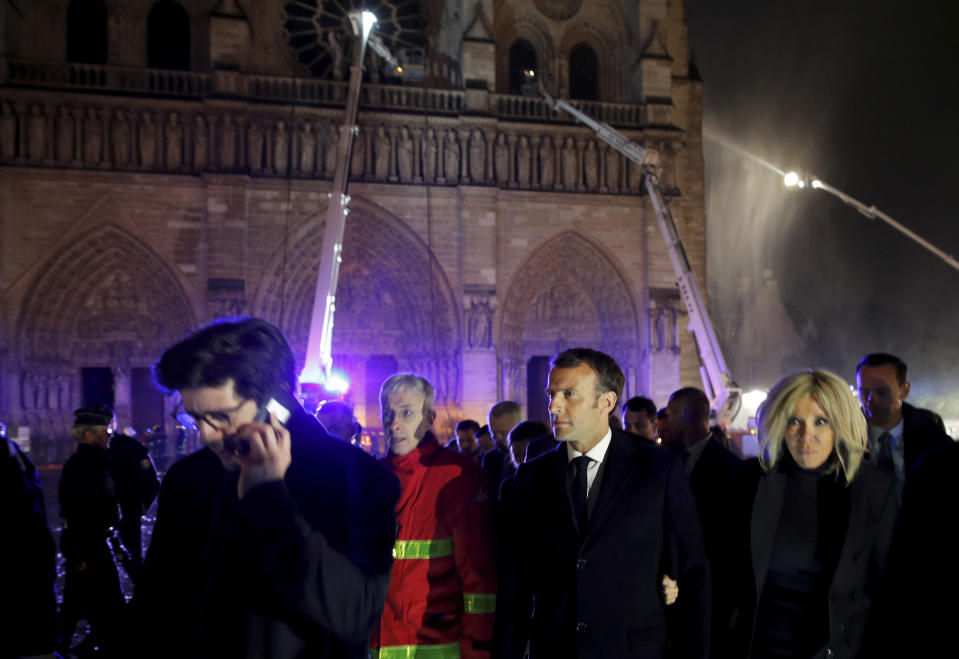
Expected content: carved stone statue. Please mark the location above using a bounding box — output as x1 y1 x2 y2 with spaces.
192 114 207 171
112 108 131 166
350 125 365 177
373 124 391 179
328 31 345 80
139 111 157 168
422 127 438 182
297 121 315 174
468 128 486 183
583 140 599 189
538 135 554 188
605 145 619 192
493 133 509 185
83 107 102 164
28 104 47 161
396 126 413 181
312 122 324 176
468 300 491 348
516 134 531 186
219 113 236 170
0 102 16 160
560 136 577 189
164 111 183 170
246 117 263 172
443 129 460 181
273 120 288 175
56 106 75 163
324 123 339 175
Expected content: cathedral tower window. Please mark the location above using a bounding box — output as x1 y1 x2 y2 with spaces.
508 39 537 94
147 1 191 70
66 0 108 65
569 43 598 100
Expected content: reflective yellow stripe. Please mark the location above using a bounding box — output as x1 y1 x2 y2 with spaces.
375 642 461 659
463 593 496 614
392 537 454 560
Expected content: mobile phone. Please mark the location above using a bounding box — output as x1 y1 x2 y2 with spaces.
222 389 295 454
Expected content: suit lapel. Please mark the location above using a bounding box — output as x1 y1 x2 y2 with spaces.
583 431 638 541
750 468 785 598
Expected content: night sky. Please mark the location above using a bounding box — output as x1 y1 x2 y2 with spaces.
685 0 959 419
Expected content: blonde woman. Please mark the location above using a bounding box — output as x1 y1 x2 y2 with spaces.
740 370 898 658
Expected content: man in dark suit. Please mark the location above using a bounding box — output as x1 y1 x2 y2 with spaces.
659 387 751 657
855 353 952 498
495 348 709 659
131 318 399 659
622 395 659 444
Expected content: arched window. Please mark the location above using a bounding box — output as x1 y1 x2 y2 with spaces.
148 1 190 70
569 43 599 100
508 39 537 95
66 0 108 65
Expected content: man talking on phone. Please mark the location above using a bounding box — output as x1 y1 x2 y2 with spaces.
129 317 400 659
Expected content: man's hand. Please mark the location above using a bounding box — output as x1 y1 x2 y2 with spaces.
230 416 292 499
661 575 678 605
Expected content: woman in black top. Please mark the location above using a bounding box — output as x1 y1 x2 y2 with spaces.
741 370 898 659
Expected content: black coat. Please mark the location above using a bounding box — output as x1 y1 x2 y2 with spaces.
130 405 400 659
495 429 710 659
687 439 754 658
1 438 59 656
743 460 897 659
900 402 951 474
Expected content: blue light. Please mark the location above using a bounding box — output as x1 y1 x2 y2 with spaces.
324 369 351 395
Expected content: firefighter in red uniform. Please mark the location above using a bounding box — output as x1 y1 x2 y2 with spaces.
373 374 497 659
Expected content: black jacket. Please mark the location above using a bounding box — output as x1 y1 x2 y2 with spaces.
687 439 753 658
495 429 710 659
900 402 951 474
130 405 400 659
742 460 897 659
1 438 59 656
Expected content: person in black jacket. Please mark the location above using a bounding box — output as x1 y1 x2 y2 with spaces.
2 431 61 658
130 317 400 659
495 348 709 659
855 352 952 499
736 370 898 659
59 408 125 657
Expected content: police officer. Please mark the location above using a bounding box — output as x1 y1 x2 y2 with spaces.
58 407 125 657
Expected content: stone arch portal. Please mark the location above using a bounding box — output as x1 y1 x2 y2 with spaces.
498 231 642 410
252 197 462 430
14 223 197 442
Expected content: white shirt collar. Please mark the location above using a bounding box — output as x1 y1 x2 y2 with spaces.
869 417 904 446
566 427 613 464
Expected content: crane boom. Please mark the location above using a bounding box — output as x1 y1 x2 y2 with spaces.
541 89 741 425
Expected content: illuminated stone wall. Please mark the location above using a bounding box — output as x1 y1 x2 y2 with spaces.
0 0 706 446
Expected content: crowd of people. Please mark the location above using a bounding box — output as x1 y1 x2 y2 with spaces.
4 316 957 659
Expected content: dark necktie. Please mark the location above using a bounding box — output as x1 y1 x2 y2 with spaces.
876 432 895 472
571 455 591 531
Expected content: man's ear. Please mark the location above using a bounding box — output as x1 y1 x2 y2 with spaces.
427 408 437 425
900 380 911 401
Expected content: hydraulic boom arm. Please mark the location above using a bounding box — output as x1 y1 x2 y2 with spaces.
541 88 741 425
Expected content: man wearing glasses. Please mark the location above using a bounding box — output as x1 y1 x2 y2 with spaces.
130 317 400 659
59 406 125 657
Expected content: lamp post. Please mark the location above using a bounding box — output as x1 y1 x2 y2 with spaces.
783 171 959 273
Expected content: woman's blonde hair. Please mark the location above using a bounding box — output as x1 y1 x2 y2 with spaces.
757 369 867 484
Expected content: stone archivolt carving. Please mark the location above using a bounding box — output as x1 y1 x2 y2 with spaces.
534 0 583 21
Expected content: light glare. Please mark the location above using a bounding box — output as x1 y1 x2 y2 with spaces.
783 171 800 187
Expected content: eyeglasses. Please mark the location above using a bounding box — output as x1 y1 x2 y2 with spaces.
172 400 248 432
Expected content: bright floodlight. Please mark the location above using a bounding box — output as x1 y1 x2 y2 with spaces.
783 171 800 188
811 179 823 189
361 10 377 34
742 389 768 408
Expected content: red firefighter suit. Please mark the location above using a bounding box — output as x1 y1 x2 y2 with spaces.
373 433 497 659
